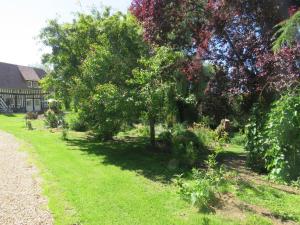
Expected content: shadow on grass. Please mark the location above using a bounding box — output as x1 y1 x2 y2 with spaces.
0 113 16 117
66 136 189 184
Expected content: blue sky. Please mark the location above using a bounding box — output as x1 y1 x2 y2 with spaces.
0 0 131 66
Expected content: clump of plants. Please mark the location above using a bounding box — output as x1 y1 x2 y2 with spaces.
246 88 300 181
176 154 230 211
25 120 33 130
264 89 300 181
25 112 37 130
245 104 269 173
230 131 246 146
44 100 65 129
68 113 87 132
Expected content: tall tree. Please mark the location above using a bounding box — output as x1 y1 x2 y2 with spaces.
40 9 148 139
131 0 300 105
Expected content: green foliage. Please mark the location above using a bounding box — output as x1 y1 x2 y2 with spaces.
230 132 246 146
84 83 129 140
245 105 269 173
131 46 185 145
40 10 147 138
265 89 300 181
158 131 173 146
246 88 300 181
68 113 88 132
191 122 216 147
273 11 300 52
25 120 33 130
44 109 65 128
172 128 206 166
176 154 228 211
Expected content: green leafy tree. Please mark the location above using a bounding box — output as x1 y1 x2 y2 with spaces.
40 9 147 139
132 47 184 146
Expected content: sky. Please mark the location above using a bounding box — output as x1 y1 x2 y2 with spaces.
0 0 131 66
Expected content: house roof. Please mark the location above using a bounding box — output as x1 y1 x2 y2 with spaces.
0 62 46 89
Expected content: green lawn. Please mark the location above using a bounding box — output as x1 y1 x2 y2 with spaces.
0 114 229 225
0 114 299 225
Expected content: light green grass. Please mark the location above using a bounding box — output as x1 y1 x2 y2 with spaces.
1 114 299 225
0 114 234 225
236 181 300 223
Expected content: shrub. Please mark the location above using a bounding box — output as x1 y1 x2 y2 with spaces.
158 131 173 146
176 154 229 211
231 132 246 146
25 112 38 120
172 128 207 166
245 105 269 173
68 113 87 132
246 88 300 181
192 122 216 147
265 89 300 181
26 120 33 130
44 109 65 128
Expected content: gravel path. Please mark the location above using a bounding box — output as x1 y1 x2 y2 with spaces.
0 131 53 225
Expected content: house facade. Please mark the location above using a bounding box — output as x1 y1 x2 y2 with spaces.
0 62 48 113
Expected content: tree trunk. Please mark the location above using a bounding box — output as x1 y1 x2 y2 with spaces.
149 118 156 148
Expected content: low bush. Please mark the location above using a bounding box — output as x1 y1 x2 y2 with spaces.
44 109 65 128
192 122 216 147
176 154 229 211
172 128 207 166
231 132 246 146
68 113 88 132
158 131 172 146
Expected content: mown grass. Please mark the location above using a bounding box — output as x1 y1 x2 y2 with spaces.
0 114 232 225
0 114 299 225
236 182 300 223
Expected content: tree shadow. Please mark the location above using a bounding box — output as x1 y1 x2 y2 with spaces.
66 136 189 184
1 113 16 117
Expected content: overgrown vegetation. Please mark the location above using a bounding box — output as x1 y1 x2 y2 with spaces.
176 154 230 211
29 1 300 223
246 88 300 181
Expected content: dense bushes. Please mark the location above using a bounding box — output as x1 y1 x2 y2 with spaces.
172 129 205 166
156 123 218 166
246 89 300 181
265 90 300 181
68 113 87 132
245 105 269 173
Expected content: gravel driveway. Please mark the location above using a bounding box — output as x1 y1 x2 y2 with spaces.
0 131 53 225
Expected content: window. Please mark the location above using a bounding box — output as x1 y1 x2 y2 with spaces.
34 99 40 106
33 82 39 88
17 97 22 106
27 81 32 88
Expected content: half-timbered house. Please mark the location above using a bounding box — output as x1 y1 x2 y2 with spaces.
0 62 47 113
